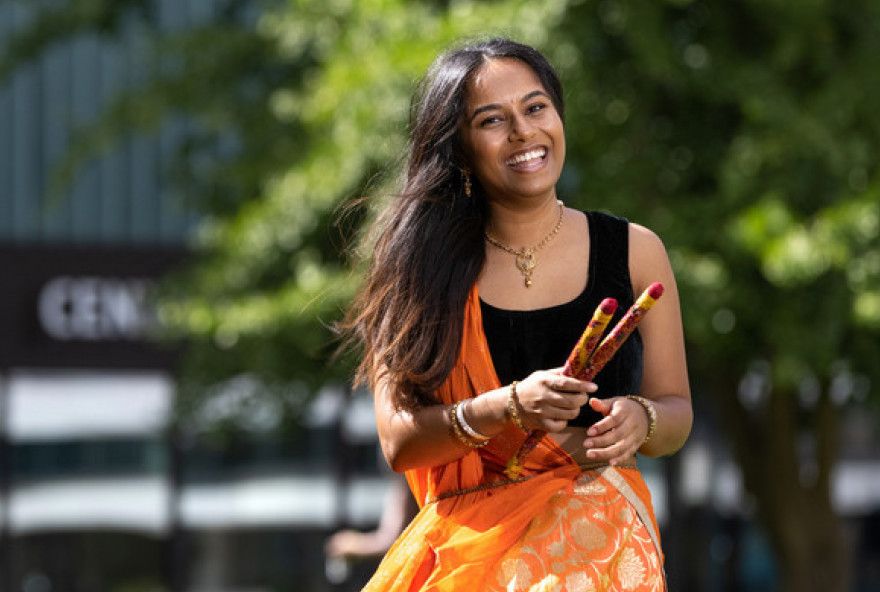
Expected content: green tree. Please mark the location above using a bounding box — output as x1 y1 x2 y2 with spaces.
4 1 879 590
552 4 880 589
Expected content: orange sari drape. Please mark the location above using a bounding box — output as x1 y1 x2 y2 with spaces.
363 286 664 591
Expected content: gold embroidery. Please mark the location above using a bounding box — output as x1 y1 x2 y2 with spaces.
565 572 596 592
533 574 562 592
548 540 566 557
573 478 607 496
571 518 607 551
566 497 584 511
488 468 663 592
597 466 663 564
616 547 647 590
500 557 533 590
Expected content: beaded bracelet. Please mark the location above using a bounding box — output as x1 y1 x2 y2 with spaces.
625 394 657 445
456 400 491 442
449 401 488 448
506 381 527 432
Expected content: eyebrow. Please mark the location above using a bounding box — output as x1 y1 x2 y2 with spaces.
469 89 550 123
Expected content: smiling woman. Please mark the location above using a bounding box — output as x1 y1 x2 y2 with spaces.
341 37 692 592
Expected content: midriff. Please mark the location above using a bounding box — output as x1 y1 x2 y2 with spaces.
549 427 636 467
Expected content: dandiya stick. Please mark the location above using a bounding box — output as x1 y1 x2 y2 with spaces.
505 283 664 479
563 297 618 380
578 282 664 380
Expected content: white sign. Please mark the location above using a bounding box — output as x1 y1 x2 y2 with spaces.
37 276 156 341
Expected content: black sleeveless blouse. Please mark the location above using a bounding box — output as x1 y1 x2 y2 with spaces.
479 210 643 428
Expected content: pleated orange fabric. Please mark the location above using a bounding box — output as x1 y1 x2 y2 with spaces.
363 285 664 592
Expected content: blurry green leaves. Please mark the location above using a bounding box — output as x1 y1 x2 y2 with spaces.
152 0 578 388
5 0 880 396
670 249 729 292
158 264 357 348
547 1 880 398
732 192 880 326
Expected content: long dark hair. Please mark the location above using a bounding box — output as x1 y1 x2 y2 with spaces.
342 38 565 409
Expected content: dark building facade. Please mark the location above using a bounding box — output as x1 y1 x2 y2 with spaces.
0 3 390 591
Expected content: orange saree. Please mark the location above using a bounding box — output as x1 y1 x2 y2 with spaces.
363 286 665 592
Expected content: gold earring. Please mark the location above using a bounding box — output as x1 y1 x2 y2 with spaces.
462 169 472 198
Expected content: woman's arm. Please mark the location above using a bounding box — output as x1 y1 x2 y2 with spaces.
579 223 693 464
374 377 502 472
375 370 595 472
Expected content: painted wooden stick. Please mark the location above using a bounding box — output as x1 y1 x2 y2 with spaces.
563 297 618 379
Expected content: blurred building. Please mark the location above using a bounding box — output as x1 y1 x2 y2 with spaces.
0 3 389 592
0 0 189 590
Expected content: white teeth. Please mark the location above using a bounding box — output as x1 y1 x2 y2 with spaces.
507 148 547 165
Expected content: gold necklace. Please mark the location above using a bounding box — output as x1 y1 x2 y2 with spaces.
485 201 565 288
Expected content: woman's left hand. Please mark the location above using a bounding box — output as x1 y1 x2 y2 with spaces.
581 397 650 466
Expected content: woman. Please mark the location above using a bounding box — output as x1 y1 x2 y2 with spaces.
343 37 692 591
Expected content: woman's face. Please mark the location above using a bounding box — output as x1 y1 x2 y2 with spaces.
459 58 565 205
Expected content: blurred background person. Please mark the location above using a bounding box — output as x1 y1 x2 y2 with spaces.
324 475 419 588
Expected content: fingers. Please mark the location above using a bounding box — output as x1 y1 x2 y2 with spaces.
539 418 570 433
541 372 598 395
583 422 640 465
515 371 598 431
543 391 590 411
588 396 612 417
582 397 650 465
325 530 363 558
584 437 636 466
587 397 646 436
519 397 584 431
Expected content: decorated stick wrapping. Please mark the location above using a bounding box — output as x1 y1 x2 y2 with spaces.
504 283 664 479
563 297 618 379
577 282 664 381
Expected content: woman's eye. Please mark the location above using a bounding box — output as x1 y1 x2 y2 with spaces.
479 115 502 127
527 103 546 114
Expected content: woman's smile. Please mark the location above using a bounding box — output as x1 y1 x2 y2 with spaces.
505 145 548 171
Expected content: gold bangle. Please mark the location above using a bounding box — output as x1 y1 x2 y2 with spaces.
625 395 657 445
449 402 488 448
507 381 527 432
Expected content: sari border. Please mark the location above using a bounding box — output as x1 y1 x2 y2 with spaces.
597 465 667 589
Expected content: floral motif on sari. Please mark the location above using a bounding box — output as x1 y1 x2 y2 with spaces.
489 471 664 592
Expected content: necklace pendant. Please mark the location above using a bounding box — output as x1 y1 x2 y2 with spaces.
515 249 536 274
516 249 536 288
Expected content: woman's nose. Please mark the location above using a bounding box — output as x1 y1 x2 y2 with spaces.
508 114 536 142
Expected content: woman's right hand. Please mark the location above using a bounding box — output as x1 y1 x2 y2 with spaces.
514 368 596 432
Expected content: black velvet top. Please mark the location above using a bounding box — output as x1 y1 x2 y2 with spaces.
480 210 644 428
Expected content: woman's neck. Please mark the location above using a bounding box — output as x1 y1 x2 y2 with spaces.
485 195 562 249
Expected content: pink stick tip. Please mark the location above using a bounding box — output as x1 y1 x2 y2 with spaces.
599 298 618 314
647 282 664 299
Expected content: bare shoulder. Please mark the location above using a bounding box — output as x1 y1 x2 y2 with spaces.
629 222 665 253
627 222 673 292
